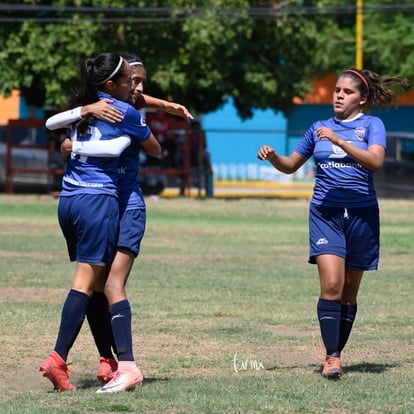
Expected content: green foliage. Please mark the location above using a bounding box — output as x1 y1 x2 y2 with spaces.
364 12 414 81
0 1 413 118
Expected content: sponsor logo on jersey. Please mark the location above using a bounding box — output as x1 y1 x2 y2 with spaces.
328 144 347 159
319 161 362 169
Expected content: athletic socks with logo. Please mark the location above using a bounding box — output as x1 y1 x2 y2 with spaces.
317 298 341 356
317 298 357 357
110 299 134 361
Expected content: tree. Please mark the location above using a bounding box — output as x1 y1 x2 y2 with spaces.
0 0 413 119
310 0 414 83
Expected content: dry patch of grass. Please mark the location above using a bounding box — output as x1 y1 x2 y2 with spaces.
1 196 413 413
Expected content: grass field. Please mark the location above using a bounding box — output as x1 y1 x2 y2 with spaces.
0 194 413 413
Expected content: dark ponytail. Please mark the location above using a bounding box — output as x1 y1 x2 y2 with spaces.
341 68 409 111
69 53 127 135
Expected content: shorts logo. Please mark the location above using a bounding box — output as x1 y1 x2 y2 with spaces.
316 238 328 245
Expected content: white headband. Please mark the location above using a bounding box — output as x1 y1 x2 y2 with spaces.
129 61 144 67
97 57 123 85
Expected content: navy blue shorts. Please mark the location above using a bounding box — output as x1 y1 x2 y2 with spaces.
309 203 380 270
58 194 119 265
117 208 146 257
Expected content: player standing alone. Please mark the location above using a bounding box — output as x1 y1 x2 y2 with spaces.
258 68 408 379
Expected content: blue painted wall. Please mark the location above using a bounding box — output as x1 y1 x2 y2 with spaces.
19 98 44 119
202 98 288 181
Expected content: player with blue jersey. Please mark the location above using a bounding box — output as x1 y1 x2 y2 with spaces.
59 95 150 195
39 53 161 393
258 68 408 379
47 54 192 393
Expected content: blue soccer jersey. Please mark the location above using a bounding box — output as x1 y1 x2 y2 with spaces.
295 114 386 207
61 92 151 198
118 137 148 212
61 125 120 197
114 97 151 211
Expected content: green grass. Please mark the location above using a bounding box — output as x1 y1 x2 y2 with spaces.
0 194 413 413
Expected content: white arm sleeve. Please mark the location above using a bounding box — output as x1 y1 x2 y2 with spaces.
46 107 82 130
71 135 131 158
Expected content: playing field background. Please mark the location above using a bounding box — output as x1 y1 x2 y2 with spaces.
0 195 413 413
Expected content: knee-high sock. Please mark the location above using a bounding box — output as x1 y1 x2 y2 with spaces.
110 300 134 362
86 292 117 360
54 289 90 361
338 303 357 354
317 298 342 357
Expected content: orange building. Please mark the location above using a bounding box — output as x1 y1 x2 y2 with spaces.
0 89 45 125
0 90 21 125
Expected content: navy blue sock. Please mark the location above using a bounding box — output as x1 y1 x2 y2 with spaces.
338 303 357 353
54 289 90 361
317 298 342 357
110 300 134 362
87 292 116 360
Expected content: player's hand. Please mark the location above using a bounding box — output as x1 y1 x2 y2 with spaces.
316 127 340 144
257 145 275 161
60 137 72 162
83 99 123 123
165 103 194 120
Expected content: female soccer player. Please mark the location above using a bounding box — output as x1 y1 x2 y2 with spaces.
92 55 191 393
47 54 192 392
257 68 408 379
39 52 161 392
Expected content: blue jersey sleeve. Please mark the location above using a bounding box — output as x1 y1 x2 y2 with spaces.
97 92 152 144
365 116 386 148
294 121 322 159
118 104 151 143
